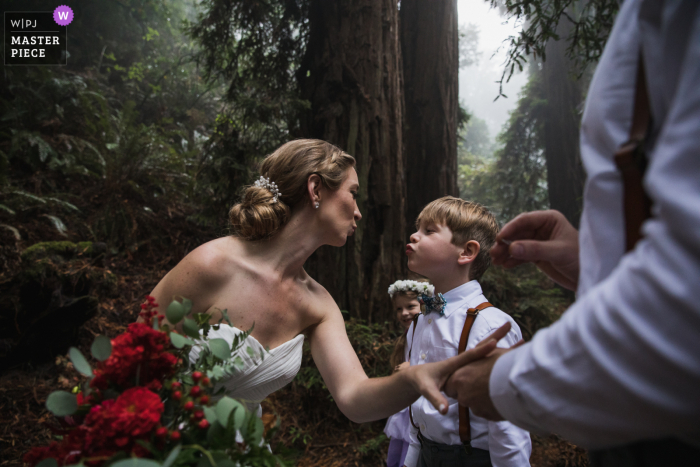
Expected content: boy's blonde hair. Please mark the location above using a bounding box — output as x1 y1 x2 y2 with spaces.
416 196 499 281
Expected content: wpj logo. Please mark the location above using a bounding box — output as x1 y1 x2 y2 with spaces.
4 6 73 65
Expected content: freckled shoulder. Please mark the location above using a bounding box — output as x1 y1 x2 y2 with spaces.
152 237 241 314
299 272 342 331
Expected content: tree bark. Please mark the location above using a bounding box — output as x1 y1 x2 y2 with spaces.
542 21 586 228
298 0 405 323
400 0 459 239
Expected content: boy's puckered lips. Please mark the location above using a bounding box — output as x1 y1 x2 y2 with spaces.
406 244 414 255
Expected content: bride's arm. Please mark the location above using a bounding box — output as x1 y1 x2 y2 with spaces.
308 297 505 423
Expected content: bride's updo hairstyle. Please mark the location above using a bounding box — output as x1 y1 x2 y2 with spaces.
229 139 356 241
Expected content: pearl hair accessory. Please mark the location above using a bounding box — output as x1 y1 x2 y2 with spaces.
253 176 281 203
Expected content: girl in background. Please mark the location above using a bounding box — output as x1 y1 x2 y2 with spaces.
384 280 433 467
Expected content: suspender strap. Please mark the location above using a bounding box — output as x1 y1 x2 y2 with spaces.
408 313 421 431
614 54 652 252
457 302 493 445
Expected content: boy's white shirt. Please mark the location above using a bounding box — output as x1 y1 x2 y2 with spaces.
404 280 532 467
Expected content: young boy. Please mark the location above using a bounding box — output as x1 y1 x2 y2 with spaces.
404 196 531 467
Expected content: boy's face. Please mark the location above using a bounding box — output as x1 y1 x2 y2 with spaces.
406 221 463 279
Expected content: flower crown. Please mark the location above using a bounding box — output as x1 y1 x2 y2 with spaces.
388 280 434 298
253 176 281 203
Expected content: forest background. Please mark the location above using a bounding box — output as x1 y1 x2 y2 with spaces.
0 0 618 465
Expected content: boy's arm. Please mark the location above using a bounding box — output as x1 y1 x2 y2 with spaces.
487 419 532 467
470 315 532 466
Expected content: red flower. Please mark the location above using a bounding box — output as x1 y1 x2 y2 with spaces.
91 323 177 391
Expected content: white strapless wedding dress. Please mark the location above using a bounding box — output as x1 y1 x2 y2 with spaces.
189 324 305 413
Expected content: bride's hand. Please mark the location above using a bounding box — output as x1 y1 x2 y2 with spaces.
394 361 410 373
405 322 512 415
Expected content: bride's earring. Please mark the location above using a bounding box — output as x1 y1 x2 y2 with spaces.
314 202 320 209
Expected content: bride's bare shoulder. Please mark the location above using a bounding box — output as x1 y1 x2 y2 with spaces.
151 237 244 313
300 271 340 320
166 237 243 287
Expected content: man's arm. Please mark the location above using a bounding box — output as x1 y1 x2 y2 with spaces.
450 2 700 448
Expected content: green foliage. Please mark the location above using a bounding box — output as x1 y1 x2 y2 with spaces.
491 0 619 94
458 73 549 223
46 391 78 417
184 0 312 223
357 433 388 457
91 336 112 362
69 347 93 377
481 264 570 340
491 72 550 221
459 23 482 69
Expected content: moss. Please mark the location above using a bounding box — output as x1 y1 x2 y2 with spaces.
21 241 80 262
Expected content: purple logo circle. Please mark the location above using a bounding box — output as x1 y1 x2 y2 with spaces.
53 5 74 26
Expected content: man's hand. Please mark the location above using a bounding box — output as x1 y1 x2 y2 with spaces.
443 347 510 420
406 324 513 415
490 210 580 291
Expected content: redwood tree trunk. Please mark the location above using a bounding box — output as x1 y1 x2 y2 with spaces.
400 0 459 238
299 0 405 323
542 21 586 228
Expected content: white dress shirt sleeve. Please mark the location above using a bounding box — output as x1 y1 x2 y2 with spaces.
490 1 700 449
471 316 532 467
404 418 420 467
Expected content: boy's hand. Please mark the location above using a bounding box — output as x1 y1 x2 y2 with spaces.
407 323 512 415
490 210 580 291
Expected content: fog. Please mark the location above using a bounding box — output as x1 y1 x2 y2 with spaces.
458 0 528 140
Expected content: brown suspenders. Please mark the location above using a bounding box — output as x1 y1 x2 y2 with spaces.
407 302 494 448
614 54 652 252
457 302 493 445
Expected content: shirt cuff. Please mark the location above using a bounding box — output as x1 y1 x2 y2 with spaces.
404 443 420 467
490 346 547 436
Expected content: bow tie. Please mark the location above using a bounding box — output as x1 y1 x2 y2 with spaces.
420 293 447 316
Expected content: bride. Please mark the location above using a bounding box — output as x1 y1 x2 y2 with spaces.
148 139 502 422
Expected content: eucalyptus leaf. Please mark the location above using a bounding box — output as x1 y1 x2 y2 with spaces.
111 459 161 467
68 347 93 377
181 298 193 314
90 335 112 361
166 301 185 325
215 397 245 430
36 458 58 467
203 406 218 424
170 332 194 349
161 444 182 467
209 339 230 361
183 318 200 339
46 391 77 416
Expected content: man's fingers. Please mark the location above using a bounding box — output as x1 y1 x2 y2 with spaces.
497 210 554 242
443 338 497 375
508 239 564 263
476 322 511 348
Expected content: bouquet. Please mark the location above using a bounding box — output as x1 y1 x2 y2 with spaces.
25 296 287 467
